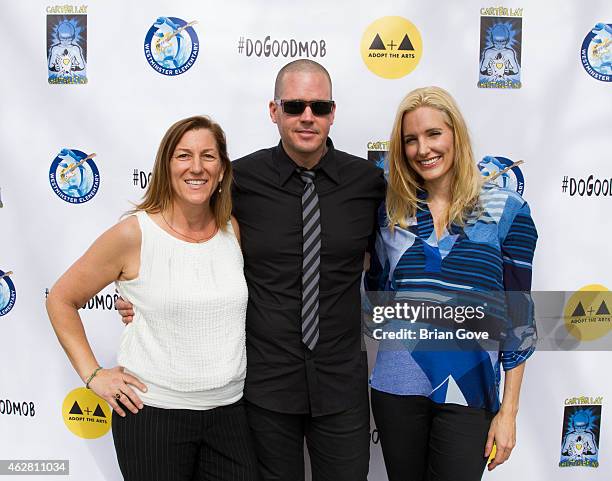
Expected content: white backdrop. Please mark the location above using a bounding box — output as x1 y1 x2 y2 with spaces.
1 0 611 480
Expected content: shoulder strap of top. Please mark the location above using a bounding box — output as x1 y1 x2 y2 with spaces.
131 211 146 235
225 218 241 242
134 210 156 234
132 211 155 252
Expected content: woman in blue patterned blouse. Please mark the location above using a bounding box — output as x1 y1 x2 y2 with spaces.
366 86 537 481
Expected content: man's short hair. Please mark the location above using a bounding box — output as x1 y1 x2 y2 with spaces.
274 60 333 100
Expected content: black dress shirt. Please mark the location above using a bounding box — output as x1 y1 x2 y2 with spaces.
232 139 385 416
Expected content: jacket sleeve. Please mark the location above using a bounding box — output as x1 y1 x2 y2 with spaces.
500 200 538 370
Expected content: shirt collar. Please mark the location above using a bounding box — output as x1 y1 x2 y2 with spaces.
275 137 340 186
416 187 428 201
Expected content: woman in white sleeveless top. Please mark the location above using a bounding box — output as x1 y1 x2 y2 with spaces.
46 116 259 481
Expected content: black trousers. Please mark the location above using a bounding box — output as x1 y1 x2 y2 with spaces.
371 389 495 481
112 400 259 481
245 399 370 481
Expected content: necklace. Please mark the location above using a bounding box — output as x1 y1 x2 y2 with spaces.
161 212 218 243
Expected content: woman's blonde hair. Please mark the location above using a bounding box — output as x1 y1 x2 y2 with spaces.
131 116 233 230
386 86 482 229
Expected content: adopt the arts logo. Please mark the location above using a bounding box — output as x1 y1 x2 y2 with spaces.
478 7 523 89
581 23 612 82
559 396 603 468
563 284 612 342
62 387 111 439
46 5 88 84
144 17 199 76
0 269 16 317
478 156 525 195
49 148 100 204
360 16 422 79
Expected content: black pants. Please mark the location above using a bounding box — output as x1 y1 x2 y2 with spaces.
245 399 370 481
371 389 495 481
112 400 259 481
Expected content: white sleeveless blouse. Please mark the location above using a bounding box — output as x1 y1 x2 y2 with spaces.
115 211 248 410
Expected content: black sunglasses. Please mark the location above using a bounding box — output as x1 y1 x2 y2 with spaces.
275 99 335 116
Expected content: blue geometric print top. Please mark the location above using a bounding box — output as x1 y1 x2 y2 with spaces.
365 184 538 412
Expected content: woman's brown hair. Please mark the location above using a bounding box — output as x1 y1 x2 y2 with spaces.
131 116 233 230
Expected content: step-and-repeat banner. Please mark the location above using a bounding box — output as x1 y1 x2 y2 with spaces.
1 1 611 479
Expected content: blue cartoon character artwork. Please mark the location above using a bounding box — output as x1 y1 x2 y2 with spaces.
478 17 522 89
559 405 602 468
47 16 87 84
368 150 388 174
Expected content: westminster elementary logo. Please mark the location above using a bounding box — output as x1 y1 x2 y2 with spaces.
0 269 16 317
144 17 199 76
478 155 525 195
49 149 100 204
580 23 612 82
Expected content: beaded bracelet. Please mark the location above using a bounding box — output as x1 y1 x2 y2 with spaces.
85 366 103 389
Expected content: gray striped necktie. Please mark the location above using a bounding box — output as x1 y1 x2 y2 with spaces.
298 169 320 350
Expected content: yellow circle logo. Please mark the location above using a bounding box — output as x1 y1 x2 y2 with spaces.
360 16 423 79
563 284 612 341
62 387 112 439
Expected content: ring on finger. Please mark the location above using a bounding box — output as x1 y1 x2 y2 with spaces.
114 392 121 400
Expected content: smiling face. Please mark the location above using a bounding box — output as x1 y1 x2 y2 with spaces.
169 128 224 210
269 70 335 168
402 106 455 191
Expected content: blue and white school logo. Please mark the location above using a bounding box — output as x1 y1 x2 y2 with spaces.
581 23 612 82
144 17 199 76
49 149 100 204
0 270 16 317
478 156 524 195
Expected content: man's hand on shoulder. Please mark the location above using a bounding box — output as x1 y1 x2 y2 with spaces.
115 297 135 324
